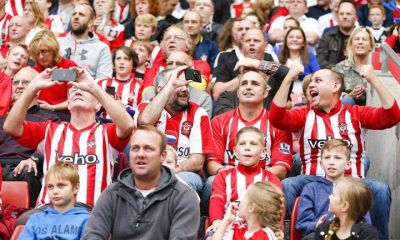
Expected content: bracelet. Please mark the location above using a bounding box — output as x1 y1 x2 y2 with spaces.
51 105 56 111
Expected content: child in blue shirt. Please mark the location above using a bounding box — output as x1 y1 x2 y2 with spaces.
19 161 89 240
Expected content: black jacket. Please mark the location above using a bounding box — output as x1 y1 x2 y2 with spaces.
317 27 349 69
314 220 379 240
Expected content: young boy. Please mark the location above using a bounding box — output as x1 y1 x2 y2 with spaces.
369 5 388 45
132 41 152 81
295 139 367 238
162 145 179 172
208 126 282 231
19 161 89 239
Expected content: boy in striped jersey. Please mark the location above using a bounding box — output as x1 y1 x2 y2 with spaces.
208 126 282 235
270 63 400 240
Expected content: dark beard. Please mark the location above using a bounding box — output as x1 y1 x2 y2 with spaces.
71 23 88 36
171 98 189 112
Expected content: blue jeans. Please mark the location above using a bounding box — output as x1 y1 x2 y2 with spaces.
283 176 390 240
177 171 204 194
200 176 215 216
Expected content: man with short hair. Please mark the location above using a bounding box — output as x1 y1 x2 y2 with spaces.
59 4 113 79
0 67 59 207
142 51 213 117
4 68 134 206
194 0 223 42
183 10 219 69
137 66 214 194
317 0 357 68
82 125 200 239
213 28 277 99
268 0 321 45
0 16 29 58
270 64 400 240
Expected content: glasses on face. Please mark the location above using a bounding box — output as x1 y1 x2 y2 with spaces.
163 35 186 42
38 49 52 56
166 61 187 67
12 79 30 86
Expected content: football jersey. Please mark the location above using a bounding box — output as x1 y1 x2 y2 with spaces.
230 220 278 240
138 101 214 163
269 101 400 178
97 73 142 108
210 108 292 171
13 121 129 206
5 0 24 16
209 164 282 223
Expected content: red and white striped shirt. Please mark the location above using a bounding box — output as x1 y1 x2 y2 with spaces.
13 121 130 206
269 101 400 178
0 13 12 48
138 101 214 163
210 108 292 171
209 164 282 223
5 0 25 16
97 73 142 107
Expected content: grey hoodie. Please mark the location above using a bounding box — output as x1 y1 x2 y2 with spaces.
58 33 113 79
82 167 200 240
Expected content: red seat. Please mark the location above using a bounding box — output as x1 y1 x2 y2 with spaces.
2 181 30 209
10 225 24 240
290 197 301 240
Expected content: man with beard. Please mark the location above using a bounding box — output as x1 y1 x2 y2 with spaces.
137 66 214 194
58 3 112 79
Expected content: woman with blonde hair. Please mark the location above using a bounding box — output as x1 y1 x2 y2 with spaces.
314 177 378 240
333 26 375 105
23 1 45 44
29 30 77 120
212 182 285 240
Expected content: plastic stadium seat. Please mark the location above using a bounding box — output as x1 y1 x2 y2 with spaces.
290 197 301 240
10 225 24 240
2 181 30 209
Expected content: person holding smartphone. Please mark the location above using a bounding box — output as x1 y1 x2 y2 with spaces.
3 67 134 208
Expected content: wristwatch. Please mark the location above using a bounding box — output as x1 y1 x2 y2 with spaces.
30 155 39 164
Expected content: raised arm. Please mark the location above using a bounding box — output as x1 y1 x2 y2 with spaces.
73 69 133 139
4 69 56 137
138 66 189 126
272 63 304 108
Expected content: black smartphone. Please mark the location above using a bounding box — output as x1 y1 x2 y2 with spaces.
106 86 116 99
52 69 77 82
184 68 202 83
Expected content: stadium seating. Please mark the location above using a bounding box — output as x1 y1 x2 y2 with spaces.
2 181 30 209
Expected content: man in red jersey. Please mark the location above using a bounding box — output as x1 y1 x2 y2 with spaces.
270 63 400 239
4 68 134 207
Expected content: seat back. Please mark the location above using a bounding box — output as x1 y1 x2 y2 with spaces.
2 181 30 209
290 197 301 240
10 225 24 240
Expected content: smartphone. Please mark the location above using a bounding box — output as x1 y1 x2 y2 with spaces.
106 86 116 99
184 68 202 83
52 69 77 82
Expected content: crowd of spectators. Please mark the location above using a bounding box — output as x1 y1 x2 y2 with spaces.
0 0 400 239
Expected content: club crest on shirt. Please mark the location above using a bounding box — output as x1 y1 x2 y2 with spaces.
338 122 348 134
181 121 192 138
200 54 208 61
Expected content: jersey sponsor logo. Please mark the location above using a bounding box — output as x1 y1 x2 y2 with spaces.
279 142 290 155
177 147 190 157
56 151 100 165
308 136 352 149
225 150 269 161
181 121 192 138
165 130 177 145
